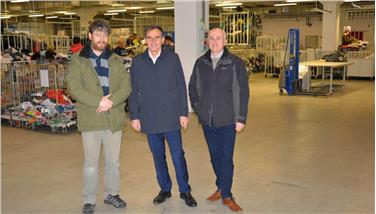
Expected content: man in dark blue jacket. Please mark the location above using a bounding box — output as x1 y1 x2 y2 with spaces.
189 28 249 212
128 26 197 208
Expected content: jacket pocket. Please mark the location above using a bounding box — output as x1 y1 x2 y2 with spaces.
109 104 126 130
76 105 104 130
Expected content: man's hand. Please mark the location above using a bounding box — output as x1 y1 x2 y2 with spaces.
131 119 141 132
235 122 245 132
180 116 189 130
96 94 113 113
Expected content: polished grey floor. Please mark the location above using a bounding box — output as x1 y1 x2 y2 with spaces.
2 73 375 213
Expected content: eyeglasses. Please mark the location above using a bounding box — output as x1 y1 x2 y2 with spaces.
146 36 161 41
92 32 109 38
208 36 225 42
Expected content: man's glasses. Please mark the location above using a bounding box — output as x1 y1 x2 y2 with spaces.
146 36 161 41
92 32 109 38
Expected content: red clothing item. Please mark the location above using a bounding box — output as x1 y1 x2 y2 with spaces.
46 89 70 105
70 43 83 54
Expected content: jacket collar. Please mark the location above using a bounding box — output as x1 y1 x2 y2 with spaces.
204 47 229 62
79 43 113 59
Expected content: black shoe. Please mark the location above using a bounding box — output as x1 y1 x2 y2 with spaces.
153 191 172 204
104 194 127 208
180 192 197 207
82 203 95 214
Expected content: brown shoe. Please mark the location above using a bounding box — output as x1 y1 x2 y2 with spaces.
223 198 243 212
207 190 221 201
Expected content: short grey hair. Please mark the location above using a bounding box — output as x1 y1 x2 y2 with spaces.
208 27 227 39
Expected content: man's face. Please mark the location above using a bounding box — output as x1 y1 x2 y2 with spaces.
89 30 109 51
207 29 226 54
146 29 163 53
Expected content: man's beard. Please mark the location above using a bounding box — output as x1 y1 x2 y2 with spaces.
92 41 107 51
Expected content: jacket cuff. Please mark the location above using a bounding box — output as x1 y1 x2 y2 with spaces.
129 113 139 121
191 102 199 113
237 118 246 124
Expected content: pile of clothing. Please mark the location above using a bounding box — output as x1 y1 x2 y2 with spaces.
246 53 265 73
0 47 32 63
0 46 69 64
1 89 76 133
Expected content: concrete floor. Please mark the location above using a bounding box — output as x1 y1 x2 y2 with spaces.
2 73 375 214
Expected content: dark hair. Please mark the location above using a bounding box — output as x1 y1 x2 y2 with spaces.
89 19 111 35
73 36 81 44
164 35 173 42
145 25 164 37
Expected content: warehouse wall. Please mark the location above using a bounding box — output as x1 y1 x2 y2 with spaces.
261 10 375 51
261 16 322 50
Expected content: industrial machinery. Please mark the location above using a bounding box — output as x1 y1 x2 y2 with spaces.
279 29 300 95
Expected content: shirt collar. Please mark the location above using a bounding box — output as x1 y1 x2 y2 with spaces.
211 49 224 59
148 50 161 64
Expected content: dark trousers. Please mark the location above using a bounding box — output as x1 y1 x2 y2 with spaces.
147 130 191 193
203 124 236 199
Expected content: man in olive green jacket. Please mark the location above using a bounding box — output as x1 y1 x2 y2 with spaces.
65 20 131 214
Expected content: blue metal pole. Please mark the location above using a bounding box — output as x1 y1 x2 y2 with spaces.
286 29 300 95
294 29 300 91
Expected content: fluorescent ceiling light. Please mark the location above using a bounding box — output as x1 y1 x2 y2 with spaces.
10 0 30 3
223 6 237 9
157 0 170 3
29 14 44 17
126 6 142 10
156 7 174 10
311 8 332 14
55 11 67 14
46 16 58 19
286 0 313 2
344 0 360 2
274 3 297 6
0 16 11 19
64 12 76 15
351 2 362 8
110 3 125 7
104 13 119 16
139 10 155 14
215 2 242 7
59 17 77 20
107 9 127 13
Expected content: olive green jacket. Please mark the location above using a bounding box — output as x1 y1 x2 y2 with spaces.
65 45 131 132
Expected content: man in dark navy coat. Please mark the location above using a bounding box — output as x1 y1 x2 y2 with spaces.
128 26 197 208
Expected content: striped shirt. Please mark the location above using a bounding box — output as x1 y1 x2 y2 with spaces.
89 49 110 96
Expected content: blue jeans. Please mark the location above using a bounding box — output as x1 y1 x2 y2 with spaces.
147 130 191 193
203 124 236 199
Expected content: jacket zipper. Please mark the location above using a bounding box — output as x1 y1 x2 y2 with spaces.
209 60 216 127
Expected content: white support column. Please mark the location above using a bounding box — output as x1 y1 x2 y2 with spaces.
321 1 341 51
174 0 209 111
75 8 100 34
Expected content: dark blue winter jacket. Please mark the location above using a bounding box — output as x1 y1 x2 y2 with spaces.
189 48 249 126
128 48 188 134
